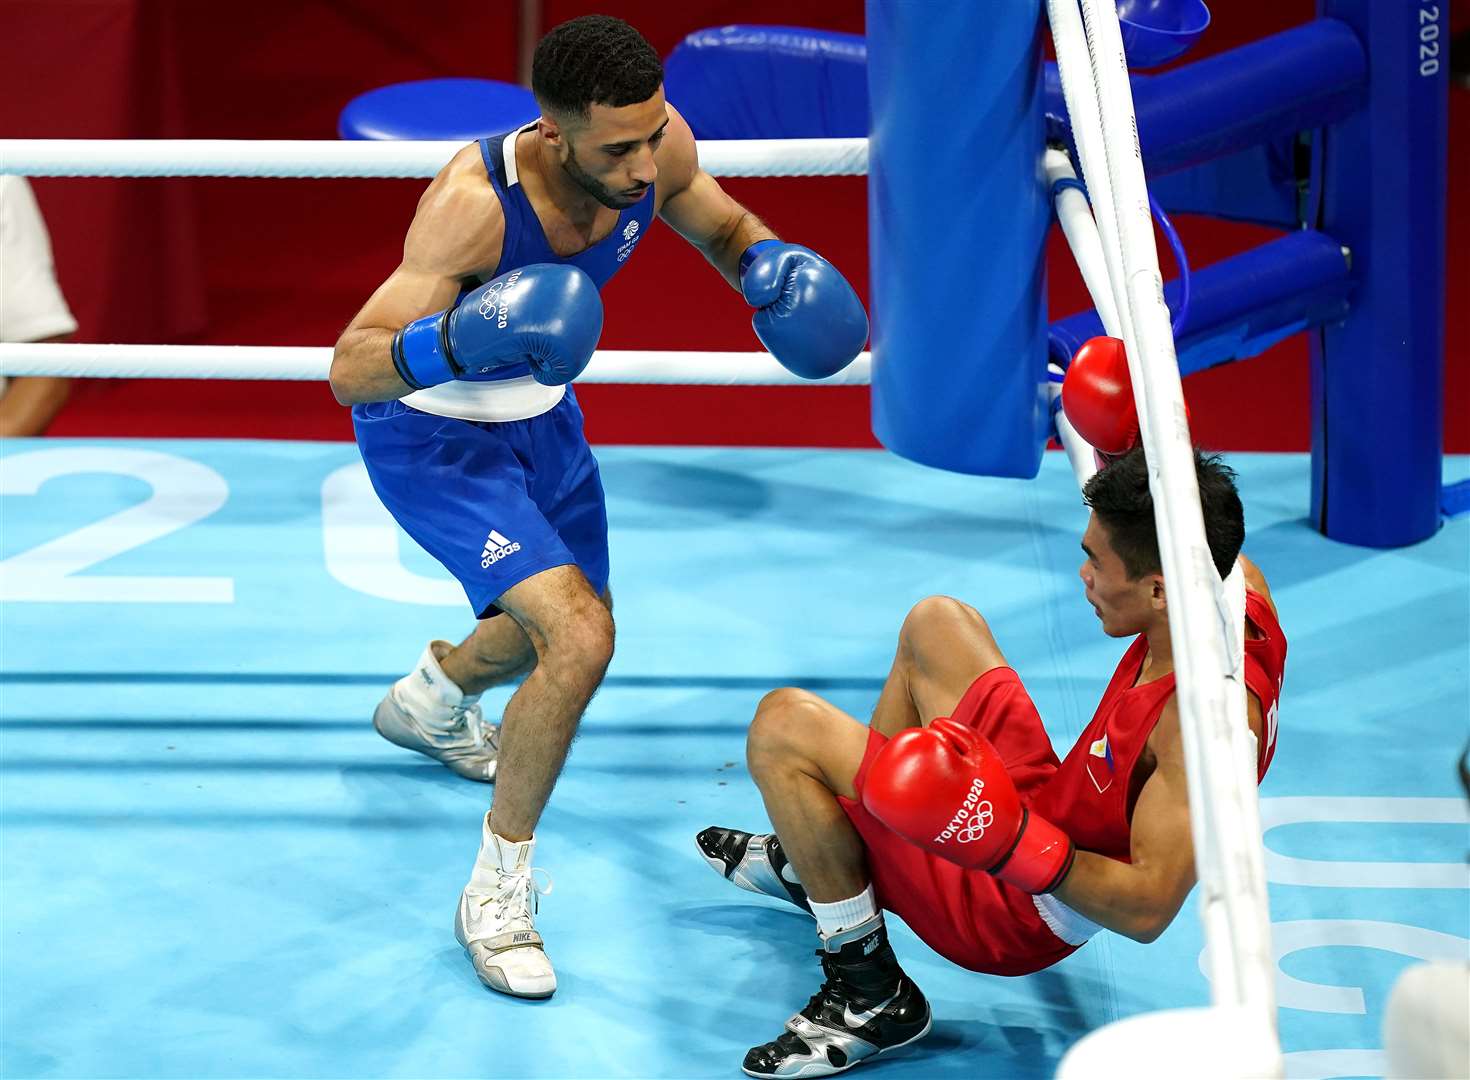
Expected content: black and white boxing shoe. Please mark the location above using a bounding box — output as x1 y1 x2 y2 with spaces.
695 826 813 914
742 914 931 1078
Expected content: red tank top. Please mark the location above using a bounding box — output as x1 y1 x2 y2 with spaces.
1029 590 1287 862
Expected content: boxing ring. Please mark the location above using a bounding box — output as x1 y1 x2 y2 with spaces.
2 3 1466 1079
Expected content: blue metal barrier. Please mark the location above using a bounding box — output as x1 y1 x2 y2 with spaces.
1050 230 1353 377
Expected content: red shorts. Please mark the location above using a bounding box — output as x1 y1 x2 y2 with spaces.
837 667 1078 976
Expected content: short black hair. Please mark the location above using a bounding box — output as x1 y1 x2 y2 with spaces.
531 15 663 119
1082 446 1245 580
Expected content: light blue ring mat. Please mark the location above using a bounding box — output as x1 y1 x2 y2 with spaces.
2 440 1467 1080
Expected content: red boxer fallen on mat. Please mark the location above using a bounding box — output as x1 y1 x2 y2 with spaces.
697 336 1287 1078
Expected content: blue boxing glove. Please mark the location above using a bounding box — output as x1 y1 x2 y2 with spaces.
392 263 603 390
739 240 869 380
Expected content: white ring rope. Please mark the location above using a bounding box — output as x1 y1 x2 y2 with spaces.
1048 0 1136 356
0 342 873 386
1045 146 1117 492
0 138 868 179
0 137 865 384
0 136 868 385
1051 1 1281 1071
1045 148 1121 341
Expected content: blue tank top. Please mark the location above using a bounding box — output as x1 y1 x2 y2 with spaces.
457 125 654 383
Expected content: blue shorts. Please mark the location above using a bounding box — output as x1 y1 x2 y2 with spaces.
351 390 609 618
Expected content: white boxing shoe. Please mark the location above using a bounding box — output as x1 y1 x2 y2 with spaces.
454 815 556 999
372 641 500 782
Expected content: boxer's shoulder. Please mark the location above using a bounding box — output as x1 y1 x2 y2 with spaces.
418 144 504 224
1238 554 1276 622
652 104 699 211
404 146 506 278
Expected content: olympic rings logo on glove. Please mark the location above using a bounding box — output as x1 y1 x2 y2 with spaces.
933 777 990 844
476 269 523 329
477 282 505 319
954 802 995 843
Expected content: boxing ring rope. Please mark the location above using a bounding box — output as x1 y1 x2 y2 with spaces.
1045 148 1116 488
0 343 873 386
0 134 868 387
1049 0 1280 1074
0 137 868 179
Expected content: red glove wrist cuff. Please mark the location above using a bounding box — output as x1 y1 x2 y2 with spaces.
992 809 1076 894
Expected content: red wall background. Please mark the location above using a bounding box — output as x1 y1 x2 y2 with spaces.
1 0 1465 453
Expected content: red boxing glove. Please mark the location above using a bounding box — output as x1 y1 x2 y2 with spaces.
1062 335 1138 456
862 717 1075 894
1064 336 1192 466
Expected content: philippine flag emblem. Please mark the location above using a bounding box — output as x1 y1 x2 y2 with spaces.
1086 732 1116 793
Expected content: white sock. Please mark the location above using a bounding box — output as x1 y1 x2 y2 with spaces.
809 885 878 938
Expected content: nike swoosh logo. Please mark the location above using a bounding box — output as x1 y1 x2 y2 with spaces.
843 988 901 1029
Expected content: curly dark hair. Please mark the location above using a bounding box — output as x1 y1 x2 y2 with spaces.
1082 446 1245 580
531 15 663 119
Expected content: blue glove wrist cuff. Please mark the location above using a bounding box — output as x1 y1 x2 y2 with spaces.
738 238 782 279
392 313 460 391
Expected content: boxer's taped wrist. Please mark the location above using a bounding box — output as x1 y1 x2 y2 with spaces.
739 238 781 278
395 313 459 389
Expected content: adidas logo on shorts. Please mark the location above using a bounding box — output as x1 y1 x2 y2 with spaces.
481 529 522 568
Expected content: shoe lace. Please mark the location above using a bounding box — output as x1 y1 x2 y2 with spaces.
450 702 500 754
801 953 847 1017
802 952 898 1025
478 865 553 925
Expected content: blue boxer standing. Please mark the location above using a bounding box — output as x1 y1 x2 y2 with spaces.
329 14 869 1000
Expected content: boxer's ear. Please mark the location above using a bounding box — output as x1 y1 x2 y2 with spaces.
536 115 563 148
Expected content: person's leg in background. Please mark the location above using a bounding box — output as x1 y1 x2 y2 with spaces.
0 176 78 436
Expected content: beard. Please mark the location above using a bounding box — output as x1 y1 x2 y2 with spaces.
562 145 646 210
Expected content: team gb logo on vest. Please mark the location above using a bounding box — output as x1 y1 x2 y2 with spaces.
617 219 641 262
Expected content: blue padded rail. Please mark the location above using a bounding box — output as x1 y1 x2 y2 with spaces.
663 25 868 139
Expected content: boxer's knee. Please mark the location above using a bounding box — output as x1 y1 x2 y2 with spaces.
747 688 831 777
530 591 615 692
899 595 991 666
480 565 614 704
751 686 826 741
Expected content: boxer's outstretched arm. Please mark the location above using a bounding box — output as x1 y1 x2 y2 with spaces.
330 146 505 405
1051 699 1199 943
655 105 774 290
656 104 868 379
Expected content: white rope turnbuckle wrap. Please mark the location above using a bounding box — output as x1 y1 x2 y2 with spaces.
0 137 868 179
1048 0 1283 1076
